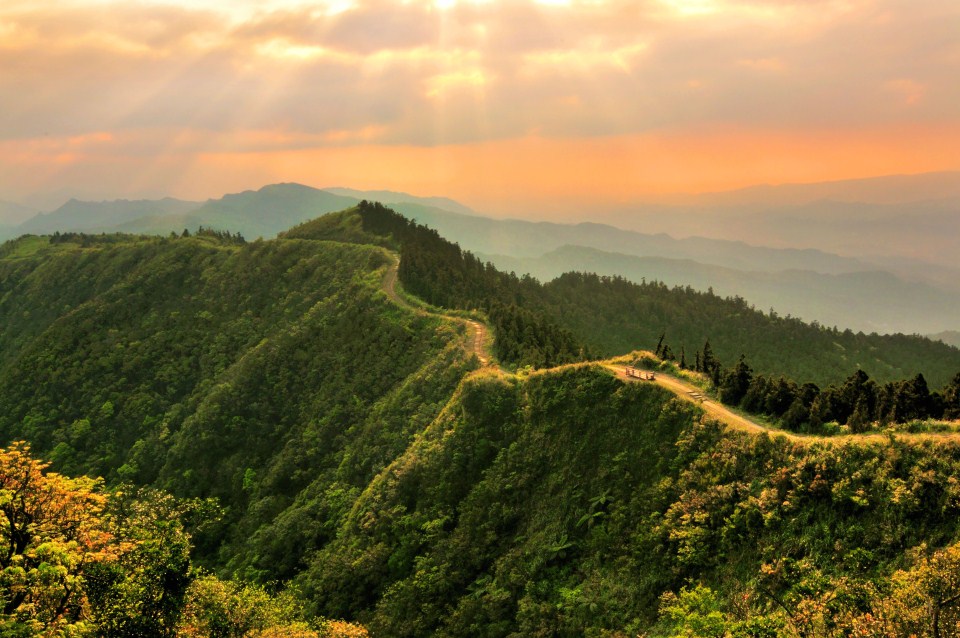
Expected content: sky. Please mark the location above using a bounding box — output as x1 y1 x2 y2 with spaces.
2 0 959 214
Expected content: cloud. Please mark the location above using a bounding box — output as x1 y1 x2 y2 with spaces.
1 0 959 204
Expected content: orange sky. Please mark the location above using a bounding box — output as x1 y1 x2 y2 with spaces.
1 0 959 213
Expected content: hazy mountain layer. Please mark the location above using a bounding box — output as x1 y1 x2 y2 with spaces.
8 182 960 341
614 199 960 271
16 197 199 236
0 199 37 226
481 244 960 335
400 203 869 274
930 330 960 349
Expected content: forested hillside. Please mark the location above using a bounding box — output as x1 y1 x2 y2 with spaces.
288 201 960 387
6 208 960 636
284 203 588 369
296 365 960 636
537 272 960 386
0 230 474 580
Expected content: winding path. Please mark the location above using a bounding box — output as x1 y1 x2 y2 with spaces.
606 364 816 441
607 364 960 445
607 365 784 437
381 256 491 366
381 254 960 445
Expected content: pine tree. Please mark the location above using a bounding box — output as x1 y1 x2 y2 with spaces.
847 395 871 433
719 355 752 406
943 372 960 419
701 340 717 374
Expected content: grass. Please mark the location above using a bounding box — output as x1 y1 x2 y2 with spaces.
0 235 75 260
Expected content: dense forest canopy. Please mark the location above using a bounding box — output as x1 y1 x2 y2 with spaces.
0 442 367 636
5 205 960 635
288 201 960 387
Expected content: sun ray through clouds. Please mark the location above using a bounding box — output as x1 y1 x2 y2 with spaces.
0 0 959 209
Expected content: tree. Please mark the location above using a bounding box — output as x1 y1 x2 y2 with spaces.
888 543 960 638
836 369 871 425
0 442 123 635
88 487 202 637
764 378 797 418
701 340 717 376
781 399 809 432
846 395 871 433
942 373 960 420
719 355 752 406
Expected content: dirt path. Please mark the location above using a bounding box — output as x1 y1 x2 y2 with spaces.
383 254 960 446
605 364 960 446
381 256 491 366
606 365 799 439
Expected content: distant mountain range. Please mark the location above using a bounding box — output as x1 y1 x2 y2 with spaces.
606 198 960 271
3 177 960 337
17 197 200 236
0 199 37 228
661 171 960 207
479 245 960 335
596 172 960 270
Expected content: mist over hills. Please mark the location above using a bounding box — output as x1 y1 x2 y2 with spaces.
598 172 960 270
481 245 960 335
664 171 960 208
16 197 200 237
0 199 37 229
5 174 960 338
611 198 960 270
397 204 869 273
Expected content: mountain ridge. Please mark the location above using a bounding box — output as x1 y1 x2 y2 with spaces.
479 243 960 335
5 210 960 634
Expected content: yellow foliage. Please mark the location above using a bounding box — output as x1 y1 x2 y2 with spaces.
0 441 124 635
318 619 370 638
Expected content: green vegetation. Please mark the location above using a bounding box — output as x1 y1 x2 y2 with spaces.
288 366 960 636
0 229 473 579
638 341 960 435
288 201 960 387
540 272 960 387
285 201 588 369
7 204 960 635
0 442 367 637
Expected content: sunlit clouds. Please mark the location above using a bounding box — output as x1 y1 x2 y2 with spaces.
1 0 959 212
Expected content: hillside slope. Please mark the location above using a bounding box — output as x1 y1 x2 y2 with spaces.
481 244 960 335
0 231 476 573
288 203 960 387
294 365 960 636
5 219 960 635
